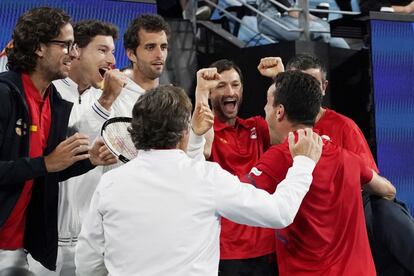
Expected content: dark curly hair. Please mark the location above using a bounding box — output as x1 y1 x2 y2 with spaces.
74 20 118 48
123 14 170 51
273 71 322 126
7 7 71 72
129 85 192 150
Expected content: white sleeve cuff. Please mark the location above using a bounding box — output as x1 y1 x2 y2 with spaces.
188 128 205 146
92 101 111 121
186 128 206 160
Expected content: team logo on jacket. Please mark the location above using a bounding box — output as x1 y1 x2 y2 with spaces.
15 118 27 136
250 127 257 139
218 137 228 144
250 167 262 176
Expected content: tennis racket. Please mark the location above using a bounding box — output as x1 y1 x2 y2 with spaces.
101 117 137 163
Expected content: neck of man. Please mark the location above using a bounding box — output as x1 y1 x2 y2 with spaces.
132 71 159 92
315 107 326 123
69 70 90 95
29 70 51 98
223 117 236 127
278 122 314 144
214 108 237 127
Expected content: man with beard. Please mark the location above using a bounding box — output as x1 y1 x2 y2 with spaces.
27 20 124 276
205 59 276 276
0 7 115 272
105 13 169 117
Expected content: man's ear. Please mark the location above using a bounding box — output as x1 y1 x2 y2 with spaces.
75 47 82 59
321 80 328 96
276 104 285 121
35 43 46 58
126 48 137 63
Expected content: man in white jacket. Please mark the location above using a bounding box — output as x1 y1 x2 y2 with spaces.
75 71 323 275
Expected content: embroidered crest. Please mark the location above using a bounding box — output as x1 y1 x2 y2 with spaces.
250 127 257 139
15 118 27 136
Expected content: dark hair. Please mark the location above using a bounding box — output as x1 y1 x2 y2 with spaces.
129 85 192 150
74 20 118 48
209 59 243 84
123 14 170 51
286 54 327 81
273 71 322 126
7 7 71 72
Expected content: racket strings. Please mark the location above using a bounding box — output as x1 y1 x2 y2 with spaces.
104 121 137 160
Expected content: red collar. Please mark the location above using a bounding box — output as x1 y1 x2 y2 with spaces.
213 116 256 131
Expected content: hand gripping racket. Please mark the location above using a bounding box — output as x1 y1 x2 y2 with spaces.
101 117 137 163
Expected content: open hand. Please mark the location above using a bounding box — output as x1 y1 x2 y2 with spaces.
89 138 118 166
191 103 214 136
44 133 90 172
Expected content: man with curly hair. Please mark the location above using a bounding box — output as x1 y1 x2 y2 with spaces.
0 7 115 272
26 19 123 276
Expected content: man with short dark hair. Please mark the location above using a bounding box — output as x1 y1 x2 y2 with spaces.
87 14 206 163
285 54 414 276
246 71 395 275
258 54 378 172
100 13 170 118
0 7 114 271
75 75 323 275
123 14 170 91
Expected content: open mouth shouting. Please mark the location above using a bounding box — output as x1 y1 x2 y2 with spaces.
222 98 238 114
99 67 110 78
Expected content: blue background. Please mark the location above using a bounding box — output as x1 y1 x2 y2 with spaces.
371 19 414 214
0 0 157 68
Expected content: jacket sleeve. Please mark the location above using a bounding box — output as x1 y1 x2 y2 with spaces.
75 99 111 143
75 179 108 276
371 197 414 273
0 82 49 189
214 155 315 229
0 157 48 189
186 128 206 161
58 159 95 182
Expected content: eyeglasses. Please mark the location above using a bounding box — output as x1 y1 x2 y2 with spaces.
48 40 78 54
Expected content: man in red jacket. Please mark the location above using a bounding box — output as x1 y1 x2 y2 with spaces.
244 70 395 275
205 59 276 275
